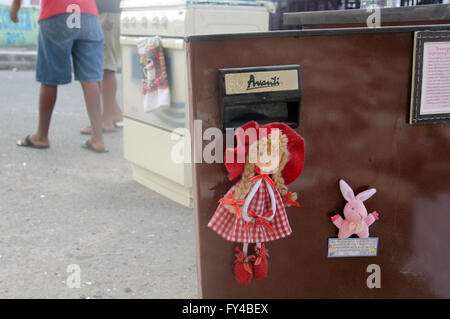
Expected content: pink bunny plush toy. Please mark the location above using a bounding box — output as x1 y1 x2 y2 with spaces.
331 179 379 239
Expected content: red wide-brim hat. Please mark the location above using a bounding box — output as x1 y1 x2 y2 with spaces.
225 121 305 185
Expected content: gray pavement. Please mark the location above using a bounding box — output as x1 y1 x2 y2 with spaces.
0 48 37 71
0 70 197 299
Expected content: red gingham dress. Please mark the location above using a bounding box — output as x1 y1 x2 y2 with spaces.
208 179 292 243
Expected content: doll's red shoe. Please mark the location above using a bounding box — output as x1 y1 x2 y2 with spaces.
233 246 254 286
253 244 269 280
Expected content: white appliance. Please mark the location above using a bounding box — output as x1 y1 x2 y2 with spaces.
120 0 271 207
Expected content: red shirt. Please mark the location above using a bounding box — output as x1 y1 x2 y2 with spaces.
39 0 98 22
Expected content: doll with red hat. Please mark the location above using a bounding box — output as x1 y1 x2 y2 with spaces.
208 121 305 286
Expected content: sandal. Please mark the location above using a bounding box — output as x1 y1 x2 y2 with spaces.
16 135 50 149
81 139 109 153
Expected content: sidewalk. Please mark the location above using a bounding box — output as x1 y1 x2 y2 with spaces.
0 48 37 70
0 70 197 298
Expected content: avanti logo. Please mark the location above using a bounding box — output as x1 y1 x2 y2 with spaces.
246 74 280 91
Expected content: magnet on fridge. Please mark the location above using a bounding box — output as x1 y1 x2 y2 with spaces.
328 179 380 258
207 121 306 285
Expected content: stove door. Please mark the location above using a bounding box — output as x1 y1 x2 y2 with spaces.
120 36 188 132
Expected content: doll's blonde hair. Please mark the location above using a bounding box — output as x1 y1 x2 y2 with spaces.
225 130 291 214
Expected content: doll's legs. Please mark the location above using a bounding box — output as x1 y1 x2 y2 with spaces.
253 242 268 280
233 244 252 286
242 243 262 256
255 242 264 255
233 243 269 284
242 243 249 256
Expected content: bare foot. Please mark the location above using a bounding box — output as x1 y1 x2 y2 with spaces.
102 120 116 131
80 125 116 135
80 126 93 135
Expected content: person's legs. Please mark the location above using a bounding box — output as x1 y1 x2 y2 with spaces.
19 84 57 147
80 13 122 135
72 14 106 151
101 69 122 130
36 84 57 139
35 84 57 144
81 81 105 151
102 13 122 126
18 14 73 148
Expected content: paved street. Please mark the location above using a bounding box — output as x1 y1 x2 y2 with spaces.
0 70 197 299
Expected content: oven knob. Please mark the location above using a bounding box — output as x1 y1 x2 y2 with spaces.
130 17 137 28
152 16 160 28
141 16 148 28
161 16 168 29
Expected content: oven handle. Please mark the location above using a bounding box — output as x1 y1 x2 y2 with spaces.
120 36 185 50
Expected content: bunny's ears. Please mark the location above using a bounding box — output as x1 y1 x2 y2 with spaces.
339 179 376 202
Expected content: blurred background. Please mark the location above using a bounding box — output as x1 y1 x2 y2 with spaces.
270 0 449 29
0 0 448 54
0 0 40 47
0 0 40 69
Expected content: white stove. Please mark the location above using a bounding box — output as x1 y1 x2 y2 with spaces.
120 0 271 207
120 1 270 37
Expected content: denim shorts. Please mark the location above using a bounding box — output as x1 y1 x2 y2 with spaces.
36 13 104 85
